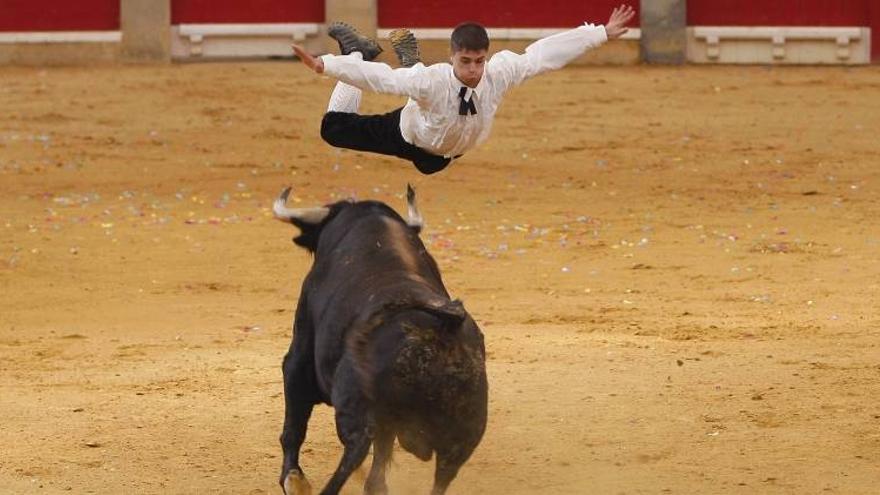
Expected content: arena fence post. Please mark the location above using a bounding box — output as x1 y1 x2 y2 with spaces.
120 0 171 63
639 0 686 64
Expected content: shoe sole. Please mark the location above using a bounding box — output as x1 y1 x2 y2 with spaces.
389 28 421 68
327 21 383 61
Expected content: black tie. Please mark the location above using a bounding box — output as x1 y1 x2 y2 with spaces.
458 87 477 116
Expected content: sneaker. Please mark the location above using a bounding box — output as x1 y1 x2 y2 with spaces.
327 21 383 61
389 28 421 68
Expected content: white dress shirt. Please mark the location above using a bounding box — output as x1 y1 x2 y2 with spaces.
321 24 608 158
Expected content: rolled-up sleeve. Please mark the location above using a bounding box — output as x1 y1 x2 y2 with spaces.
321 54 431 100
489 24 608 92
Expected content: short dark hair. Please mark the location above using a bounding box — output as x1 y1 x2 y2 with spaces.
451 22 489 53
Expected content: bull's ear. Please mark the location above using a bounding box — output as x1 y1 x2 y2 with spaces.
405 183 423 233
292 229 320 252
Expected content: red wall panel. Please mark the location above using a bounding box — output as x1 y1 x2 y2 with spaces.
172 0 324 24
688 0 877 61
687 0 870 26
871 1 880 62
0 0 119 32
378 0 638 28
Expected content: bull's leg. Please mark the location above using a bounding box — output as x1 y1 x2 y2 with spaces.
430 449 470 495
320 425 371 495
279 348 318 495
319 359 373 495
364 424 393 495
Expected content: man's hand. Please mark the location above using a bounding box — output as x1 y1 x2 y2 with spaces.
291 44 325 74
605 4 636 40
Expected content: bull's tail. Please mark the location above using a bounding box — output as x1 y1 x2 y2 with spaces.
419 298 466 326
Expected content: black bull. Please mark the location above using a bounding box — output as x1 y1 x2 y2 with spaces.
273 186 488 495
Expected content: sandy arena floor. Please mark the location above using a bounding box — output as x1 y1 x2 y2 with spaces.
1 61 879 494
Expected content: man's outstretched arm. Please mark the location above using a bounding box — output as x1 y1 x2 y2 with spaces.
292 44 325 73
604 4 636 40
489 3 635 89
291 44 431 100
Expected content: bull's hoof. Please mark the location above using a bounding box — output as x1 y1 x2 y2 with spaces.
282 470 312 495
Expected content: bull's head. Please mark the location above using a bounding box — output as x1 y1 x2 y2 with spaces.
273 187 333 251
273 185 425 250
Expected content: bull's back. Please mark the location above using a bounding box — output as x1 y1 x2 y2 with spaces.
305 209 449 394
309 211 447 328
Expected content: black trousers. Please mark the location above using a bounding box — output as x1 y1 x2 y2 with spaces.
320 108 454 175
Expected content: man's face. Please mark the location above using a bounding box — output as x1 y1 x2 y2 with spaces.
450 49 488 88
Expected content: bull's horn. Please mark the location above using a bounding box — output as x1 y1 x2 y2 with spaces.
273 187 330 224
406 183 423 230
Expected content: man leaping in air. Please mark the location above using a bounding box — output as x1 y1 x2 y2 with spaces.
292 4 636 174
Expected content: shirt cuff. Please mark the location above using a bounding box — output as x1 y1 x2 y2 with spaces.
582 22 609 43
320 54 339 76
